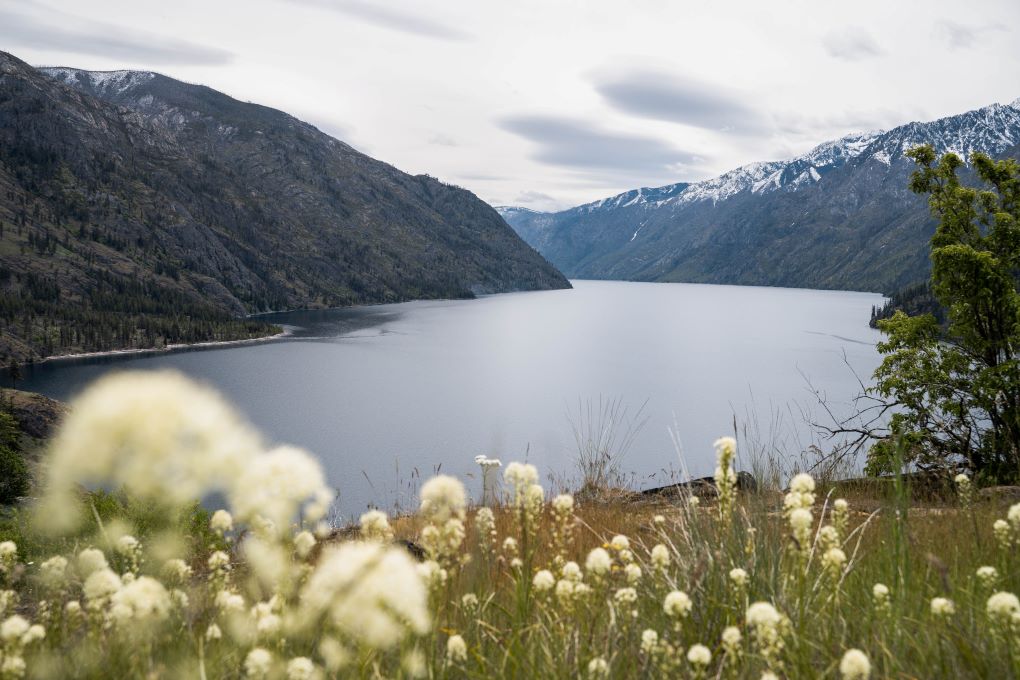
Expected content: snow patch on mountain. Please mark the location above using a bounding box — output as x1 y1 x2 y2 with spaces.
40 67 156 95
865 102 1020 166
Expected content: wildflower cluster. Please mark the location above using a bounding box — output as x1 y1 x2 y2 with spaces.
2 371 1018 678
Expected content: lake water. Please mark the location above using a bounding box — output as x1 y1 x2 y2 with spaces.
15 280 885 519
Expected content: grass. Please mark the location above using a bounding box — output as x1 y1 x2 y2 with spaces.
2 374 1018 679
3 460 1020 678
375 482 1019 678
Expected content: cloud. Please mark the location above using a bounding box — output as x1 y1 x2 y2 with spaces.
428 133 459 147
514 190 558 205
499 114 702 175
0 3 232 66
773 107 911 138
822 27 884 61
592 68 765 134
289 0 469 41
934 20 1006 50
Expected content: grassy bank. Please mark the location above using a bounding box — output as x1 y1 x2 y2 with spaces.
1 373 1019 679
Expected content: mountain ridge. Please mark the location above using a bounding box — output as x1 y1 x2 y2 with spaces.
498 98 1020 293
0 51 568 361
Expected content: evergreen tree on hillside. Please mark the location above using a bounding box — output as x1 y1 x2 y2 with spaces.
869 145 1020 480
0 410 28 504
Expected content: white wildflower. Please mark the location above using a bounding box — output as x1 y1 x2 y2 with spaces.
1 656 25 678
873 583 890 613
446 634 468 663
650 544 670 570
687 643 711 667
294 531 317 558
83 568 122 602
245 648 273 678
994 519 1012 548
475 455 502 505
162 558 192 582
789 508 813 531
790 473 815 494
587 657 609 678
624 563 642 583
299 542 429 649
20 624 44 645
115 535 139 555
420 475 467 523
822 547 847 572
977 566 999 588
533 570 555 592
746 601 782 627
614 587 638 606
0 615 29 642
640 628 659 654
1008 502 1020 526
585 548 612 576
987 592 1020 623
553 493 574 514
286 657 317 680
39 556 68 590
109 576 171 625
474 507 496 551
359 510 393 542
839 649 871 680
210 509 233 533
216 590 246 612
77 548 108 577
930 597 955 618
504 462 538 492
230 445 330 532
207 550 230 569
664 590 692 618
43 372 261 530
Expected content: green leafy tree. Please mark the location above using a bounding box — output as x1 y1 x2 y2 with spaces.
0 410 28 504
868 146 1020 480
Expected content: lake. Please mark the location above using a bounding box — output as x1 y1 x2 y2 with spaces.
15 280 886 519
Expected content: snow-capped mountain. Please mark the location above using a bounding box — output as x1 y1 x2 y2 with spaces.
498 98 1020 294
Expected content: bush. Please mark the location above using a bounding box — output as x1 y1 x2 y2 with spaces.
0 410 28 504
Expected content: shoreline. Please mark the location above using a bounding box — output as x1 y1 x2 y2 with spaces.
38 328 293 364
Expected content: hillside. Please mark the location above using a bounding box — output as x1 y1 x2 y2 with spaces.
0 51 568 361
499 100 1020 294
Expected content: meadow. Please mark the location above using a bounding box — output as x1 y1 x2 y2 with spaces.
1 371 1018 679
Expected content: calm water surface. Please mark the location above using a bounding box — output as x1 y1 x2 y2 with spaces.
16 281 885 518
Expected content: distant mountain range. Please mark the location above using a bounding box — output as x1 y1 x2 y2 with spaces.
0 51 567 361
498 99 1020 294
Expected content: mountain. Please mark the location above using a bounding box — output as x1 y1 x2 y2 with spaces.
498 100 1020 293
0 51 568 361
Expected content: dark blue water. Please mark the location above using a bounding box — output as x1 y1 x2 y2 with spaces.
15 280 885 519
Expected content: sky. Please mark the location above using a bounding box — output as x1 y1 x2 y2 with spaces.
3 0 1019 211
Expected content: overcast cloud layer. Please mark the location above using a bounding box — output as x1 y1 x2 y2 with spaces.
5 0 1019 211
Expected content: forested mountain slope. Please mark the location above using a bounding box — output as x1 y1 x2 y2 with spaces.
0 51 567 361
